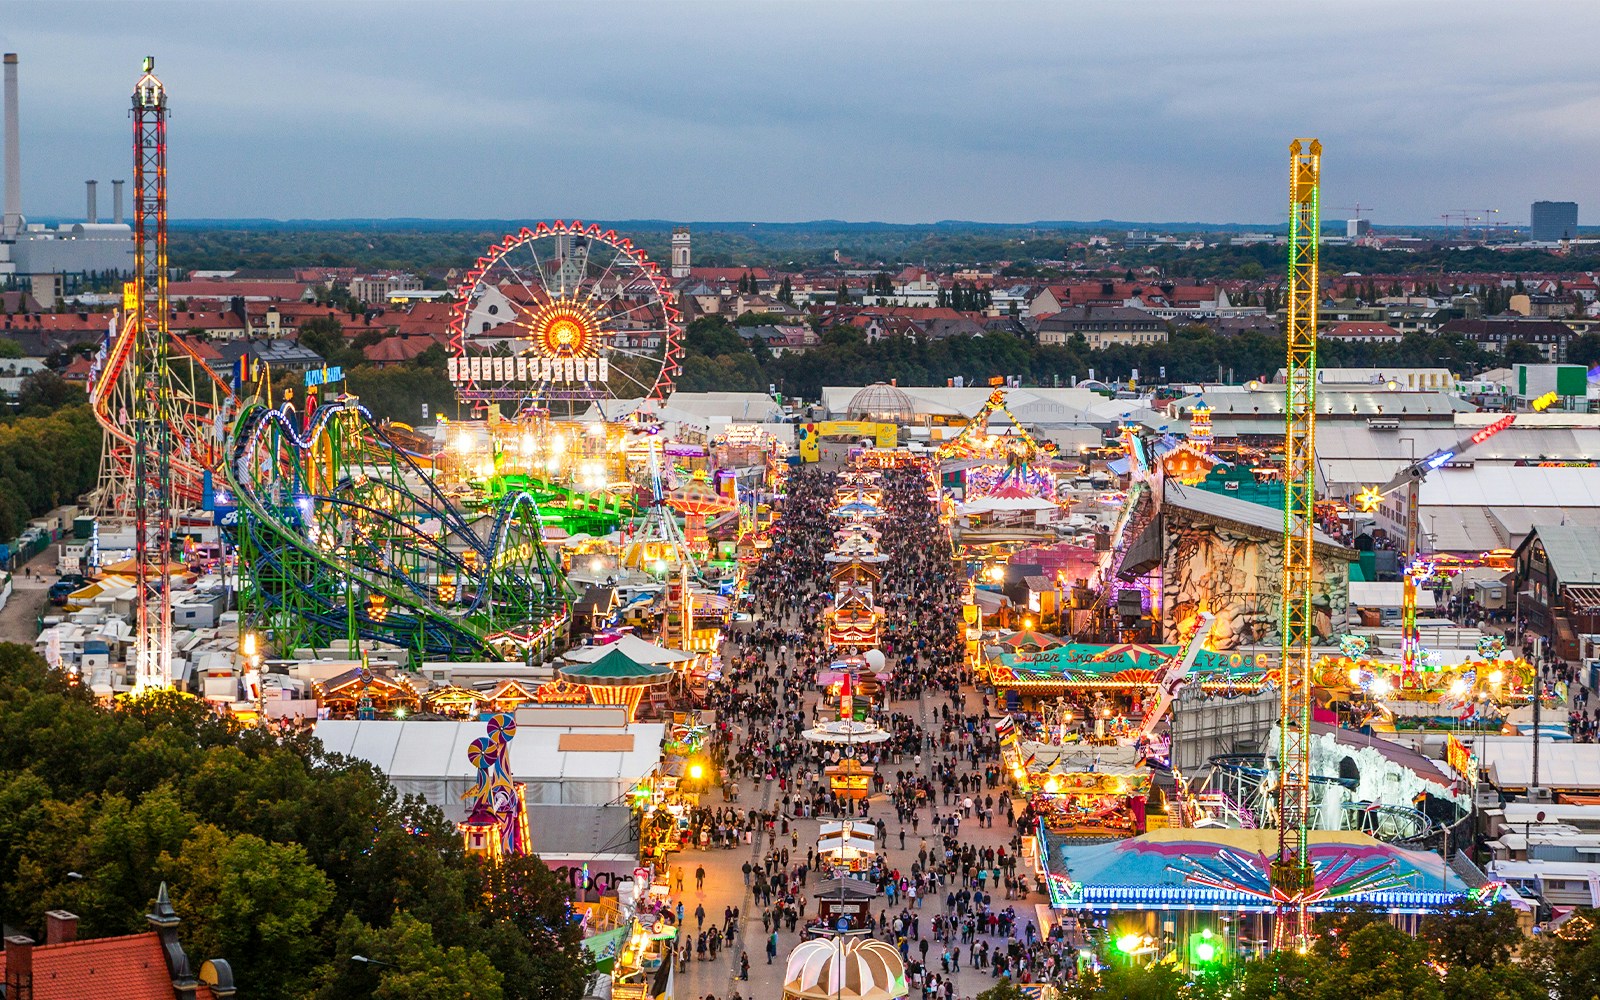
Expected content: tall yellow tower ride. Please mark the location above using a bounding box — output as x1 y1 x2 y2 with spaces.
1273 138 1320 952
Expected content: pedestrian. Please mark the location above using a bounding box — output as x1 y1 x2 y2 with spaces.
696 903 706 929
740 951 750 980
696 865 707 890
767 930 779 964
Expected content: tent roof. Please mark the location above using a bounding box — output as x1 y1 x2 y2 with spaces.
564 633 695 666
559 648 676 683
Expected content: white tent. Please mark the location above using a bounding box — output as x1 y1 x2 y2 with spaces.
313 719 665 820
563 633 696 666
958 495 1058 515
817 821 877 859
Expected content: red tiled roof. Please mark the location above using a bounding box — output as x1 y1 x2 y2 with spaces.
1326 322 1401 338
364 333 445 363
60 355 94 381
0 932 179 1000
688 267 771 283
0 313 113 334
169 280 310 301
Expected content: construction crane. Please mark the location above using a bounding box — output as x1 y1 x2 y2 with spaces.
130 56 173 692
1352 414 1516 685
1273 137 1320 954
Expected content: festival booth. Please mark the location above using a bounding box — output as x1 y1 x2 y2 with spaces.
817 820 878 871
812 877 883 928
558 648 678 722
1011 741 1153 837
826 588 883 649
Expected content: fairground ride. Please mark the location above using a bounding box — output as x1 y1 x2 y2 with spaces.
222 397 572 662
448 222 684 411
1274 137 1321 952
1352 414 1516 687
89 59 234 518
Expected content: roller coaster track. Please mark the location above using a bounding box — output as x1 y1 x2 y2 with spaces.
1203 753 1436 844
224 398 570 661
90 309 235 514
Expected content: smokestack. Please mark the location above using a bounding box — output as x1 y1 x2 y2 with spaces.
3 54 20 240
86 180 97 223
112 179 125 225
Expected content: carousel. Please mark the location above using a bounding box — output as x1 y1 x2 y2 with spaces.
783 936 907 1000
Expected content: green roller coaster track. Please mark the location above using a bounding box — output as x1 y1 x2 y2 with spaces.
223 397 575 663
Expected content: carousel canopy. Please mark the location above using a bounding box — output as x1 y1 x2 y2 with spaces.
564 633 696 666
998 629 1063 651
558 648 677 686
818 831 877 857
958 493 1058 515
803 720 891 745
783 937 907 1000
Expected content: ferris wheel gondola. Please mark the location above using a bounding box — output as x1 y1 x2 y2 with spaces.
448 221 684 410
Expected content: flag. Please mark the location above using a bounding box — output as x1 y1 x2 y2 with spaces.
994 715 1015 735
1022 752 1037 770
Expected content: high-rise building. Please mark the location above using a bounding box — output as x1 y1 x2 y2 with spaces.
1531 201 1578 242
671 227 690 279
1346 218 1370 239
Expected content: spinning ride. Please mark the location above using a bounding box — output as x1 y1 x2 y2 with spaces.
448 222 684 407
224 397 570 661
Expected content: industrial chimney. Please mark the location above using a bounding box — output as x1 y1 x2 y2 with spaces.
112 179 124 225
3 53 20 240
85 180 97 223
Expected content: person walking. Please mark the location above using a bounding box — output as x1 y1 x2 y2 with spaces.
695 903 706 929
740 951 751 980
767 930 779 964
696 864 707 890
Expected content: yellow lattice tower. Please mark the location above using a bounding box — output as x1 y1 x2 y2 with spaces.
1272 138 1320 953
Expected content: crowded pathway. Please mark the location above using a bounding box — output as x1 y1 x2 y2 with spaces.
662 464 1092 1000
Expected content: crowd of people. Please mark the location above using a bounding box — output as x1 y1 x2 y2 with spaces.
664 460 1100 1000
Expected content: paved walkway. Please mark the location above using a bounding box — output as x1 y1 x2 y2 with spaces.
0 544 58 645
667 680 1044 1000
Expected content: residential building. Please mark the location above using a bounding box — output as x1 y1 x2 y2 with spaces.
1436 317 1577 362
1324 321 1402 343
1035 305 1167 349
349 272 422 304
0 888 236 1000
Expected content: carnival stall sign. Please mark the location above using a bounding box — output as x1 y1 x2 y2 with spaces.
1313 644 1537 730
459 712 532 859
985 643 1266 702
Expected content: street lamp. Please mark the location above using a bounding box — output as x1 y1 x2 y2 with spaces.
350 955 395 968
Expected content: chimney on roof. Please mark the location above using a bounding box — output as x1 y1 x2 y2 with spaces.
3 54 22 239
4 934 34 1000
44 909 78 945
85 180 97 224
112 179 124 225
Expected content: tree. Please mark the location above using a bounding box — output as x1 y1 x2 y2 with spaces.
0 339 23 358
1502 340 1543 365
313 912 504 1000
477 856 590 1000
16 370 82 414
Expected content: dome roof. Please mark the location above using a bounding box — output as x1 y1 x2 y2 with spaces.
845 383 916 424
783 937 907 1000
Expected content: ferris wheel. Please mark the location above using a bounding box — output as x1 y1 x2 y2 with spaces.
448 221 684 407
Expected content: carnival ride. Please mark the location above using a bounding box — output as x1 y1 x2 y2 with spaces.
1176 756 1442 846
1001 614 1215 835
1351 414 1517 686
90 58 236 525
223 397 571 661
1271 137 1322 951
447 222 684 408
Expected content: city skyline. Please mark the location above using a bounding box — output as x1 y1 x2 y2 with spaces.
1 1 1597 226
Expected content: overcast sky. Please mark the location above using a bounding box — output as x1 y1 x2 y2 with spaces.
3 1 1597 226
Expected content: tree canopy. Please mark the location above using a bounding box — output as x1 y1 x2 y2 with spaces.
0 644 589 1000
